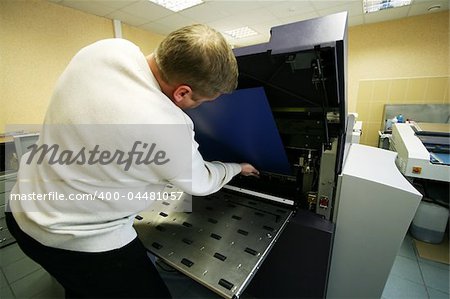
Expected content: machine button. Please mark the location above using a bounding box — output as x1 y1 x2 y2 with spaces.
181 258 194 267
412 166 422 174
319 196 329 209
244 247 258 256
210 233 222 240
237 229 249 236
214 252 227 261
218 279 234 290
151 242 163 250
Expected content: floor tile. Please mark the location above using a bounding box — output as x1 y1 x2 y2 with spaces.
420 262 450 294
419 257 450 271
0 284 14 299
0 243 26 268
398 234 416 259
0 269 7 288
428 287 450 299
3 256 41 284
390 255 423 284
382 274 428 299
10 268 55 298
31 281 64 299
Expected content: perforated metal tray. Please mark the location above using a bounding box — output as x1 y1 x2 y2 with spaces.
134 188 292 299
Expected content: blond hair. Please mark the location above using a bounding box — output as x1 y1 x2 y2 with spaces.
155 24 238 99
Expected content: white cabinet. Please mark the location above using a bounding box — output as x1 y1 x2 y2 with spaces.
327 144 422 298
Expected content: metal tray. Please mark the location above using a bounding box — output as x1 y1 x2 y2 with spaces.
134 187 292 299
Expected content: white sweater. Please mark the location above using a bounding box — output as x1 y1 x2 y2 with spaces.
10 38 241 252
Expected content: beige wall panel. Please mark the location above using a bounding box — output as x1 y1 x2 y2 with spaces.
1 1 165 131
349 11 449 112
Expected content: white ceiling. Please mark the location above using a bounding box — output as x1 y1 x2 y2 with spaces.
48 0 449 47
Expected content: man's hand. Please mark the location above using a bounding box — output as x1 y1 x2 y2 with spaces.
240 163 260 177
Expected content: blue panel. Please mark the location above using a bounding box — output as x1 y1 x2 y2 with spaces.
186 87 291 175
430 152 450 165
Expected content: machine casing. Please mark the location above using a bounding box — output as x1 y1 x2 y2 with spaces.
391 123 450 182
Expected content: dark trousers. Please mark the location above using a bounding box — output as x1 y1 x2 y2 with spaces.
5 212 171 299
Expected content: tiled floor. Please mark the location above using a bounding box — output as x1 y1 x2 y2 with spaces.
0 233 448 298
382 233 449 299
0 242 64 298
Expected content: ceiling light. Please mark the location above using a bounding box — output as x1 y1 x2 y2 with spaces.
224 27 258 39
149 0 203 12
363 0 412 13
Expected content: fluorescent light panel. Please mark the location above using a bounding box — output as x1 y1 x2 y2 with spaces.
224 27 258 39
363 0 412 13
149 0 203 12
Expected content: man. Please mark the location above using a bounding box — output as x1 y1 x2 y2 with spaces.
6 24 258 298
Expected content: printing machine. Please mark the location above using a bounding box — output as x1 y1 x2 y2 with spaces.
391 122 450 182
134 12 422 299
390 122 449 243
